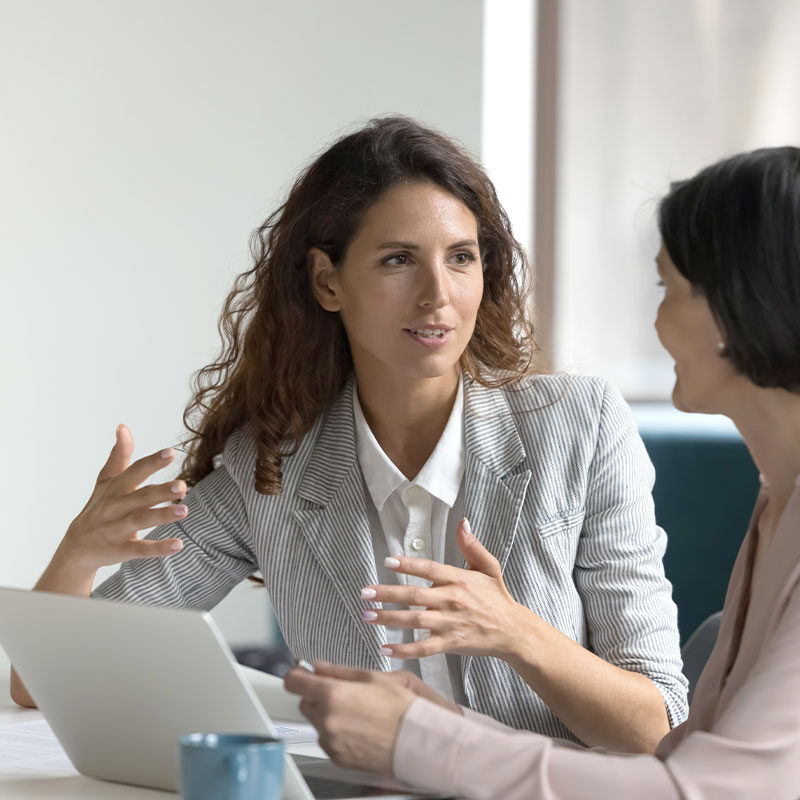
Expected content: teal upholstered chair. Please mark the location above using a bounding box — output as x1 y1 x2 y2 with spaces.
636 407 760 645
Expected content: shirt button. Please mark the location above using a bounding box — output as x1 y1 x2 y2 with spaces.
405 486 423 502
411 537 425 552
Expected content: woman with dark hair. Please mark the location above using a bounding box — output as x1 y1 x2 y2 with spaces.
10 116 687 751
285 146 800 798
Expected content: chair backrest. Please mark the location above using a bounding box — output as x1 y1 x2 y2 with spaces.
639 421 759 644
681 610 723 701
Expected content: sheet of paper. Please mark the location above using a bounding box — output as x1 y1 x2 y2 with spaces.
0 716 317 774
0 719 77 774
273 720 319 744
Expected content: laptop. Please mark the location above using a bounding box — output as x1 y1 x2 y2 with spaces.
0 587 445 799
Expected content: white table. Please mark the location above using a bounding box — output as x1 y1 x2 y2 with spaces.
0 672 325 799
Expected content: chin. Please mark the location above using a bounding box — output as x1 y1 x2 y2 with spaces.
672 380 719 415
671 382 691 413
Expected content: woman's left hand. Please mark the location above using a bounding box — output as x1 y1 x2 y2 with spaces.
284 662 415 773
362 519 530 660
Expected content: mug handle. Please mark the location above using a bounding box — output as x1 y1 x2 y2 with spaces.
228 751 250 787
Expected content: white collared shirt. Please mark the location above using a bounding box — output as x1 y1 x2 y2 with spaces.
353 377 467 703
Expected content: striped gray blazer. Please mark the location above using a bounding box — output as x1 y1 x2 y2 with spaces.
94 373 689 740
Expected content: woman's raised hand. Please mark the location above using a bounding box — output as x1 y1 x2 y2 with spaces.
59 424 188 572
361 519 530 661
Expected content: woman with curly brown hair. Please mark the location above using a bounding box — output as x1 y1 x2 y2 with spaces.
11 116 687 750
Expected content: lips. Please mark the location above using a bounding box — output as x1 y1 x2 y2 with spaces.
403 325 453 339
403 326 454 349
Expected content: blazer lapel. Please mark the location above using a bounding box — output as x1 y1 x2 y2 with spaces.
293 375 390 671
461 378 531 694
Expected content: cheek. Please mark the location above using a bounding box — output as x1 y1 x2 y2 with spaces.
343 282 402 325
457 273 484 317
654 302 681 353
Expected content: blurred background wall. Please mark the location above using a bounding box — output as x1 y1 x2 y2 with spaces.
549 0 800 397
2 0 800 673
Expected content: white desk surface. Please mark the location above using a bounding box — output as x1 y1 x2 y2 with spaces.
0 671 325 799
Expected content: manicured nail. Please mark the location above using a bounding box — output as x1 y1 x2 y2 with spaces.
379 647 393 656
463 518 472 536
363 610 378 622
161 448 175 459
361 587 377 599
384 557 400 569
173 504 188 516
170 481 184 494
169 540 183 551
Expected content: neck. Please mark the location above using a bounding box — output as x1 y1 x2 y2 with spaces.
725 386 800 515
355 367 460 479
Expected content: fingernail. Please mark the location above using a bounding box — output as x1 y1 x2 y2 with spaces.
161 448 175 459
169 540 183 551
361 587 377 599
363 610 378 622
115 424 122 435
170 481 184 494
463 518 472 536
384 557 400 569
173 504 188 516
379 647 393 656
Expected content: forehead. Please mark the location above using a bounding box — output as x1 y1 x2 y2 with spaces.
356 180 478 242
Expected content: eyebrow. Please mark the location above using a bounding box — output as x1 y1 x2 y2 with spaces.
377 239 479 250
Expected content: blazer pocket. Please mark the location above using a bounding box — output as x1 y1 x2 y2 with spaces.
533 507 585 538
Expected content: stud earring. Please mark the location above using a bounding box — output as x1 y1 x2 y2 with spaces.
717 341 726 352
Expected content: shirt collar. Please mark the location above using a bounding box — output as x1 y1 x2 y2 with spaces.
353 375 465 512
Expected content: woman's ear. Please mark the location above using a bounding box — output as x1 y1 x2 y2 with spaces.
308 247 343 312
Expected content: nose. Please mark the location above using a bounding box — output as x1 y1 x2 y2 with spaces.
417 259 449 309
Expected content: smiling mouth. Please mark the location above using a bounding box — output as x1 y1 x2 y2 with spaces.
405 327 452 339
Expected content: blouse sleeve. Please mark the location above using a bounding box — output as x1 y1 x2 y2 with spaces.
91 463 257 610
574 381 688 726
393 584 800 800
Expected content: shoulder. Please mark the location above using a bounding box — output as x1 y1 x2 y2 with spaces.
494 373 627 431
471 373 641 474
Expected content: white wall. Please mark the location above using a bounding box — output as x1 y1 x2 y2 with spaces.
0 0 485 672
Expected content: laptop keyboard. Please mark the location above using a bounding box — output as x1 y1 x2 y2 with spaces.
303 773 403 798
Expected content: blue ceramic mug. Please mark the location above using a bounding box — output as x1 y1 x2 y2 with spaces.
179 733 285 800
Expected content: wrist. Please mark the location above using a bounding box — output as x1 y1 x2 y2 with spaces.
502 604 547 673
36 538 98 595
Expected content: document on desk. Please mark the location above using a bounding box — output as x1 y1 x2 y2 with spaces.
0 719 77 774
0 715 317 774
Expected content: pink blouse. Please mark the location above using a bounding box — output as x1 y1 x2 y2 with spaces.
393 485 800 799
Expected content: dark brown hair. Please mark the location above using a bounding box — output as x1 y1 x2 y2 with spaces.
659 146 800 390
180 116 539 494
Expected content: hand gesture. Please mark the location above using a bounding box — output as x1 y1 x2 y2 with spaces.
59 424 188 571
361 519 529 660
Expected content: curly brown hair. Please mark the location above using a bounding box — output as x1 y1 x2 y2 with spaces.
180 116 540 494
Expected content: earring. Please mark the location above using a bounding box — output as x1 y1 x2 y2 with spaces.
717 341 726 352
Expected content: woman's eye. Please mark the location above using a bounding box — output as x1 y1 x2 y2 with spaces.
452 251 476 266
383 253 409 266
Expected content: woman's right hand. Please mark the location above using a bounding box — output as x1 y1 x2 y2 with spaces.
57 424 188 572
